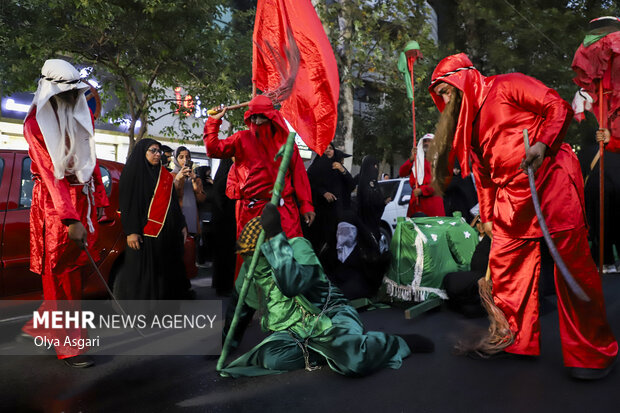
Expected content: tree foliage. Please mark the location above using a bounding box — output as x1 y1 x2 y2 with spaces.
438 0 620 151
314 0 438 167
0 0 254 153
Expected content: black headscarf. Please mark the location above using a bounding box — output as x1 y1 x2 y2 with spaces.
357 155 385 235
307 144 353 205
119 138 162 235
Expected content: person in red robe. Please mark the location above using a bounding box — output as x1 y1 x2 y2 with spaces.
428 53 617 379
204 95 315 239
21 59 109 368
399 133 445 217
571 17 620 153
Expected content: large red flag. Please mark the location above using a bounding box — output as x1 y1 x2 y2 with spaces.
253 0 339 156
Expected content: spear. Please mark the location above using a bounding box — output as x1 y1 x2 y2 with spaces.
398 41 423 201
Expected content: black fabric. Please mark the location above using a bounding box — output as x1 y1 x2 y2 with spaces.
322 211 390 300
443 235 490 318
469 235 491 273
356 155 386 239
260 203 282 239
443 173 478 224
400 334 435 353
222 287 256 350
118 138 161 236
305 146 355 253
584 151 620 265
196 165 214 263
211 158 237 295
114 139 187 300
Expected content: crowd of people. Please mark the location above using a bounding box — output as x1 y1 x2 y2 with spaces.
20 36 618 381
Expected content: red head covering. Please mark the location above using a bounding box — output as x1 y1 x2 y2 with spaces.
243 95 290 146
428 53 490 176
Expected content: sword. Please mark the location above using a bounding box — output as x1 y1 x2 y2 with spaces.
522 129 590 301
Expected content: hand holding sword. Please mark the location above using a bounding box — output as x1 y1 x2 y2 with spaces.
521 129 589 302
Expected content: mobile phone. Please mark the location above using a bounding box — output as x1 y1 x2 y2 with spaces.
186 160 193 169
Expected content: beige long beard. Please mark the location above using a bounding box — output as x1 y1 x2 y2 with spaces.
429 93 462 195
54 100 79 176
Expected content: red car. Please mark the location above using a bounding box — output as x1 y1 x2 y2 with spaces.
0 149 196 300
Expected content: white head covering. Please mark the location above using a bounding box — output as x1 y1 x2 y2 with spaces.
336 222 358 263
413 133 434 186
28 59 95 183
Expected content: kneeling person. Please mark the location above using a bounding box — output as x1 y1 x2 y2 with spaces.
222 204 433 377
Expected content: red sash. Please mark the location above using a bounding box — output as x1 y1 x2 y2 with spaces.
143 166 174 237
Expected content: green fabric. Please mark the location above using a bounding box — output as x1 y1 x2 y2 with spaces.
583 34 606 47
397 40 420 103
224 233 411 377
383 215 479 302
584 27 620 47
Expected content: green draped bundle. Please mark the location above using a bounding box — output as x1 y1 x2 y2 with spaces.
383 215 479 302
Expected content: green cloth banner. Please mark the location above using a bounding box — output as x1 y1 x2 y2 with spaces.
383 215 479 302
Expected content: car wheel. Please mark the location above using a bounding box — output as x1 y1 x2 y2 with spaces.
379 225 392 252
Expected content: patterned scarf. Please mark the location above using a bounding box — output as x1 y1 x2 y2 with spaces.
236 216 263 255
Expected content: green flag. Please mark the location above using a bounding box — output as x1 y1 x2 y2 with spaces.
397 40 421 103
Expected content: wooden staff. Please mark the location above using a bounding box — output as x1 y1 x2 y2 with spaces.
598 81 605 276
206 101 251 116
405 49 420 203
216 131 297 374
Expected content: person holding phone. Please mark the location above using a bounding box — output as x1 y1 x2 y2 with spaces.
172 146 206 236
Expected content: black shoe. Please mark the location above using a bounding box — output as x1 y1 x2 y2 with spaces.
570 358 616 380
63 355 95 368
400 334 435 353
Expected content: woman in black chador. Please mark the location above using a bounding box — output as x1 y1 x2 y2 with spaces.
320 155 391 299
356 155 388 240
210 158 237 296
306 142 354 254
114 138 187 299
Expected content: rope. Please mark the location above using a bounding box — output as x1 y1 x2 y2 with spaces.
287 281 338 372
39 75 82 84
430 66 475 87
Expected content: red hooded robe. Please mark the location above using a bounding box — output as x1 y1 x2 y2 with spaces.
429 54 617 369
399 158 445 217
572 31 620 153
22 107 109 359
204 95 313 239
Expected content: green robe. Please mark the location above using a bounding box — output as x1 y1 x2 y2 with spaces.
222 233 411 377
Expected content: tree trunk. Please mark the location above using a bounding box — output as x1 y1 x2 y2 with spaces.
127 125 136 159
339 82 355 171
335 0 355 171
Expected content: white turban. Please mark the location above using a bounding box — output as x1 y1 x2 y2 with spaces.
28 59 96 183
413 133 434 186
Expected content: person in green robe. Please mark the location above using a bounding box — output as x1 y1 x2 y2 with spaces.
221 204 433 378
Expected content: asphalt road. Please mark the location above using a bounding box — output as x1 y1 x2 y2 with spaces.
1 267 618 413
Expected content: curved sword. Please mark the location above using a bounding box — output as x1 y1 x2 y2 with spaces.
523 129 590 301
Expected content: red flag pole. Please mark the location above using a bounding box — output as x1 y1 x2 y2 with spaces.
408 59 417 148
407 56 419 204
598 81 605 276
